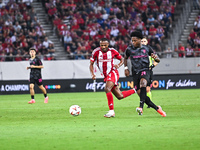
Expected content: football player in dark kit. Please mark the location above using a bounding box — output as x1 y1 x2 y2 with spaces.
27 48 49 104
124 31 166 117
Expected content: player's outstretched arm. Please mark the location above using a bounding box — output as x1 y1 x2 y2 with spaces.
89 61 96 80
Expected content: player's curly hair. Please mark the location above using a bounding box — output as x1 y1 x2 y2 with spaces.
130 31 143 39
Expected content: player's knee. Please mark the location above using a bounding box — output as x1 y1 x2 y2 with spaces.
104 87 112 93
140 83 146 88
140 79 147 87
29 85 34 89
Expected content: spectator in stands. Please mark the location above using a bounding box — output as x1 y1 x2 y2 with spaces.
89 26 97 38
162 14 170 31
5 52 14 61
177 42 185 58
47 43 55 59
66 46 74 60
147 14 156 26
37 51 44 60
193 35 200 47
149 24 157 36
110 25 119 37
185 44 194 57
164 47 173 58
40 45 48 57
0 42 3 53
194 45 200 57
70 42 77 53
15 49 23 61
158 11 164 21
13 21 22 31
0 52 6 62
187 36 194 48
149 33 162 52
189 29 197 40
193 25 200 35
42 37 52 48
194 17 200 28
118 40 127 54
130 7 137 20
170 2 176 21
48 5 57 22
142 27 149 37
5 0 176 61
74 50 85 60
110 37 116 47
156 25 165 41
93 3 103 14
63 32 72 50
23 0 33 9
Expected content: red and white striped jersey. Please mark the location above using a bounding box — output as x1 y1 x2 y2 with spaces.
90 47 122 78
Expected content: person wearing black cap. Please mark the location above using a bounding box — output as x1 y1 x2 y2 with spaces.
124 31 166 117
27 48 49 104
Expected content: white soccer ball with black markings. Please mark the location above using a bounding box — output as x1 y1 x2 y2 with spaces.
69 105 81 116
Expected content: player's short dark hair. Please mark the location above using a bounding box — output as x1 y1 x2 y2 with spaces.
130 31 143 39
29 48 36 52
100 38 109 43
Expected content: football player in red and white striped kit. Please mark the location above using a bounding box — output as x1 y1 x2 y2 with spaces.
90 38 136 118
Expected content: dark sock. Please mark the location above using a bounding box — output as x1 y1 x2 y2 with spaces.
31 95 34 99
145 96 158 110
44 94 47 98
140 87 146 108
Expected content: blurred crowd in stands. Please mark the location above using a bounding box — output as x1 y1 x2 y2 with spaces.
0 0 194 61
176 12 200 58
43 0 178 59
0 0 55 61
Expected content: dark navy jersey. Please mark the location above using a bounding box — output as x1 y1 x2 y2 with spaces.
29 57 43 79
125 45 155 73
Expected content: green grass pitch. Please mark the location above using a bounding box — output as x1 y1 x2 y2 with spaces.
0 89 200 150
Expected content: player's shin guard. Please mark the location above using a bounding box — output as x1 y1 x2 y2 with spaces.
145 96 158 110
122 89 136 98
140 87 146 108
106 92 114 110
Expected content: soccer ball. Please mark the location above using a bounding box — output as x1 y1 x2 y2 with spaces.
69 105 81 116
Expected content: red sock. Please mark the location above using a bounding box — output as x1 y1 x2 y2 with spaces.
122 89 136 98
106 92 114 110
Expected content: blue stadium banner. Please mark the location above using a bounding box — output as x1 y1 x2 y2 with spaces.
0 74 199 94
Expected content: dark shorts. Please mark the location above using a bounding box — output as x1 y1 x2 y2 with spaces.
29 77 43 86
132 70 151 91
